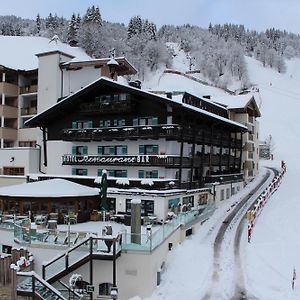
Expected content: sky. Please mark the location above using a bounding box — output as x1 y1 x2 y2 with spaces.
1 0 300 34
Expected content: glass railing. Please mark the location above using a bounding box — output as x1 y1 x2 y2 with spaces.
122 205 216 252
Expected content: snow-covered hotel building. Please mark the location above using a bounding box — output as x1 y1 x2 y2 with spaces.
0 36 261 221
25 76 248 220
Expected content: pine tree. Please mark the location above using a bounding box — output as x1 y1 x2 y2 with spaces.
67 13 78 45
36 14 41 34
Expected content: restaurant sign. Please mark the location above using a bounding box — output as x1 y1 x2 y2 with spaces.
62 155 150 165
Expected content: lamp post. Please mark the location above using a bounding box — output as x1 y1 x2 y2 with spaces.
95 170 108 221
211 182 220 202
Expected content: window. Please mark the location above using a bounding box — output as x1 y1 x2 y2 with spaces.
108 170 127 177
138 170 158 178
125 199 154 215
220 190 225 201
168 198 180 209
72 120 92 129
98 145 127 155
19 141 36 147
183 196 194 206
98 283 113 296
226 188 230 199
113 119 125 127
132 116 159 126
3 167 24 176
72 146 88 155
72 168 88 176
139 145 159 155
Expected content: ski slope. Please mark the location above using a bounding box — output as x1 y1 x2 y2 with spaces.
130 54 300 300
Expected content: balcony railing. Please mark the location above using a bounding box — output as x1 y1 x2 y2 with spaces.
62 124 184 141
20 107 37 116
203 173 244 184
20 85 38 94
62 125 242 147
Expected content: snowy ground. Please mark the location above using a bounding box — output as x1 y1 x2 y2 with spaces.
130 55 300 300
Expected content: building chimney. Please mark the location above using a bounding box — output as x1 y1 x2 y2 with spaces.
203 95 211 100
166 92 172 99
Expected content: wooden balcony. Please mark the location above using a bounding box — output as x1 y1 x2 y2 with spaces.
0 105 18 118
203 173 244 184
0 127 17 140
0 82 18 96
62 125 184 142
61 125 240 147
62 154 193 168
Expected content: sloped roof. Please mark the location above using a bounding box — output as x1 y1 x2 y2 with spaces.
0 35 91 71
0 179 99 198
26 77 247 131
212 94 261 117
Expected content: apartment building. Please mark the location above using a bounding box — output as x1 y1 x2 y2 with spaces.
0 36 136 177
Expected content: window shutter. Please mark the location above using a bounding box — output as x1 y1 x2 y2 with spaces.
133 118 138 126
99 120 104 127
83 169 88 176
138 170 144 178
72 146 76 155
98 146 103 155
97 169 103 176
88 121 93 128
108 170 114 177
122 170 127 177
122 146 128 155
72 168 76 175
152 145 159 154
114 119 118 127
72 122 77 129
152 117 158 125
83 146 88 155
109 147 115 155
139 145 144 155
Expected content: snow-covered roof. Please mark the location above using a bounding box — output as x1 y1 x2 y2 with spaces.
0 35 91 71
0 179 99 198
26 77 247 131
212 94 252 108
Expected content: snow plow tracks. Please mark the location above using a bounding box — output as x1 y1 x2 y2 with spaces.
201 168 275 300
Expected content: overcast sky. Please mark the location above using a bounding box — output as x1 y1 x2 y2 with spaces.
2 0 300 34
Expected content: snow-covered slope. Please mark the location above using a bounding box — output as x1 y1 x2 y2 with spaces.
131 55 300 300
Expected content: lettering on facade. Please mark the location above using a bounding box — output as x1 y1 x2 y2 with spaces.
62 155 151 165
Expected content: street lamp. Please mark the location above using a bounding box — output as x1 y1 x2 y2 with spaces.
211 182 220 202
94 170 108 221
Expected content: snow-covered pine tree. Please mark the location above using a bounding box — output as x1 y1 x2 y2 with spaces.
36 14 41 34
127 16 142 39
67 13 78 45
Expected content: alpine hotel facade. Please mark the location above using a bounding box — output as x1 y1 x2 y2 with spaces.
27 77 247 221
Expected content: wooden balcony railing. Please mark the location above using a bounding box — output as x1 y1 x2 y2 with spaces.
20 85 38 94
62 125 242 147
203 173 244 184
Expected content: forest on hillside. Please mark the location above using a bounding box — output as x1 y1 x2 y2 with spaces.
1 5 300 89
